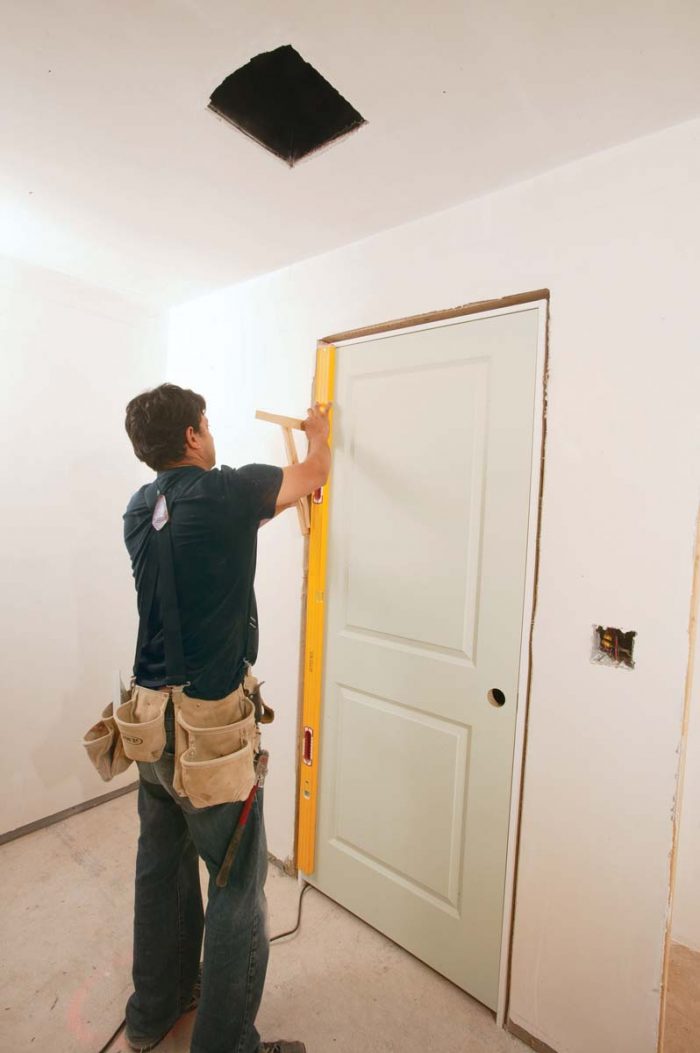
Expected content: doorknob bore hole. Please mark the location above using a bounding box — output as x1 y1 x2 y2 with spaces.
488 688 506 707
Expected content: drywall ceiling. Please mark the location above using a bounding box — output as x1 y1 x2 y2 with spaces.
2 1 700 305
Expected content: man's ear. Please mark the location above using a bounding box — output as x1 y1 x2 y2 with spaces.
184 424 198 450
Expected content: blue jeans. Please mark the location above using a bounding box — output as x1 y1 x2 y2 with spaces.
127 706 269 1053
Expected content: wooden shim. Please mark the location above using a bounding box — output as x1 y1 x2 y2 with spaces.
280 426 310 534
294 496 310 535
255 410 309 535
281 426 299 465
256 410 305 431
300 499 311 534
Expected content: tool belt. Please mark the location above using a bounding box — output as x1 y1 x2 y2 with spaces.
82 480 273 808
83 673 273 807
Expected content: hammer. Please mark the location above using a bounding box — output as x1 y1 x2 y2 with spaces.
216 750 269 888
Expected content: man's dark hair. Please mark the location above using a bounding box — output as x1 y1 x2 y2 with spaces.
125 383 206 471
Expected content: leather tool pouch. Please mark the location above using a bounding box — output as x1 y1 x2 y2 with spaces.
243 672 275 725
114 686 169 763
173 689 259 808
82 700 133 781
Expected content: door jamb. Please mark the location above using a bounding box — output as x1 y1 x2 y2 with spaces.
498 299 549 1028
657 507 700 1052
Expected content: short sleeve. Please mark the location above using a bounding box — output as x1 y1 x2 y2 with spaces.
222 464 283 522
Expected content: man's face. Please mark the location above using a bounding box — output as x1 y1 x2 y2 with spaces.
198 414 216 468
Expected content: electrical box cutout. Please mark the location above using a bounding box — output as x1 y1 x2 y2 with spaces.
592 625 637 669
209 45 366 166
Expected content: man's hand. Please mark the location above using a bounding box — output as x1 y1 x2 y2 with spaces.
275 403 331 509
302 403 330 446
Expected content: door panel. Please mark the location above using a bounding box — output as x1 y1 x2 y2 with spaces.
311 308 540 1009
344 357 488 654
333 686 470 907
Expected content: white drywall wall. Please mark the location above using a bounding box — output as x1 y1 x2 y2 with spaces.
0 256 166 834
672 608 700 952
167 117 700 1053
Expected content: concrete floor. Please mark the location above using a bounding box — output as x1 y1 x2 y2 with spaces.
0 790 528 1053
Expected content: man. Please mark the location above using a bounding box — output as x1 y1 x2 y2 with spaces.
122 383 330 1053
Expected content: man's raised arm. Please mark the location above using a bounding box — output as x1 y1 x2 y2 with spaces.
275 403 331 509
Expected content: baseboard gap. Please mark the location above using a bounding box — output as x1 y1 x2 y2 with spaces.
268 851 298 877
2 790 303 885
0 781 139 845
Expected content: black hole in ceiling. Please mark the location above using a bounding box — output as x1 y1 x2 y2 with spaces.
209 45 366 166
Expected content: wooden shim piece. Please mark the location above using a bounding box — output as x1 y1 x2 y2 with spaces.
256 409 309 535
281 425 310 535
281 425 299 466
256 410 305 431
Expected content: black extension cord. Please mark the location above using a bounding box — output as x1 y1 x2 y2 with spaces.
95 882 313 1053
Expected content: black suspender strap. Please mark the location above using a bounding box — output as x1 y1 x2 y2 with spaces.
133 482 188 686
154 515 187 685
133 534 157 678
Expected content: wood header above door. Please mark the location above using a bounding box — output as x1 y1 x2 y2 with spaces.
321 289 549 345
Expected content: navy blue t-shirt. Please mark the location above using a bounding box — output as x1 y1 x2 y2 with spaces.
124 463 282 700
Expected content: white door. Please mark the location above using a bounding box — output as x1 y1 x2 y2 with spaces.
310 307 540 1009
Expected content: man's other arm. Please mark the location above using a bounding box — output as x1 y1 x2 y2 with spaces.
275 403 331 509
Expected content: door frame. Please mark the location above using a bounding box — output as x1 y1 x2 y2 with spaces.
296 290 550 1027
657 507 700 1052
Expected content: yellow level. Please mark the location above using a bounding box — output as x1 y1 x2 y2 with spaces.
296 343 336 874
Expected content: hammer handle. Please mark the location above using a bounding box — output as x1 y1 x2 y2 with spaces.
216 784 258 888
